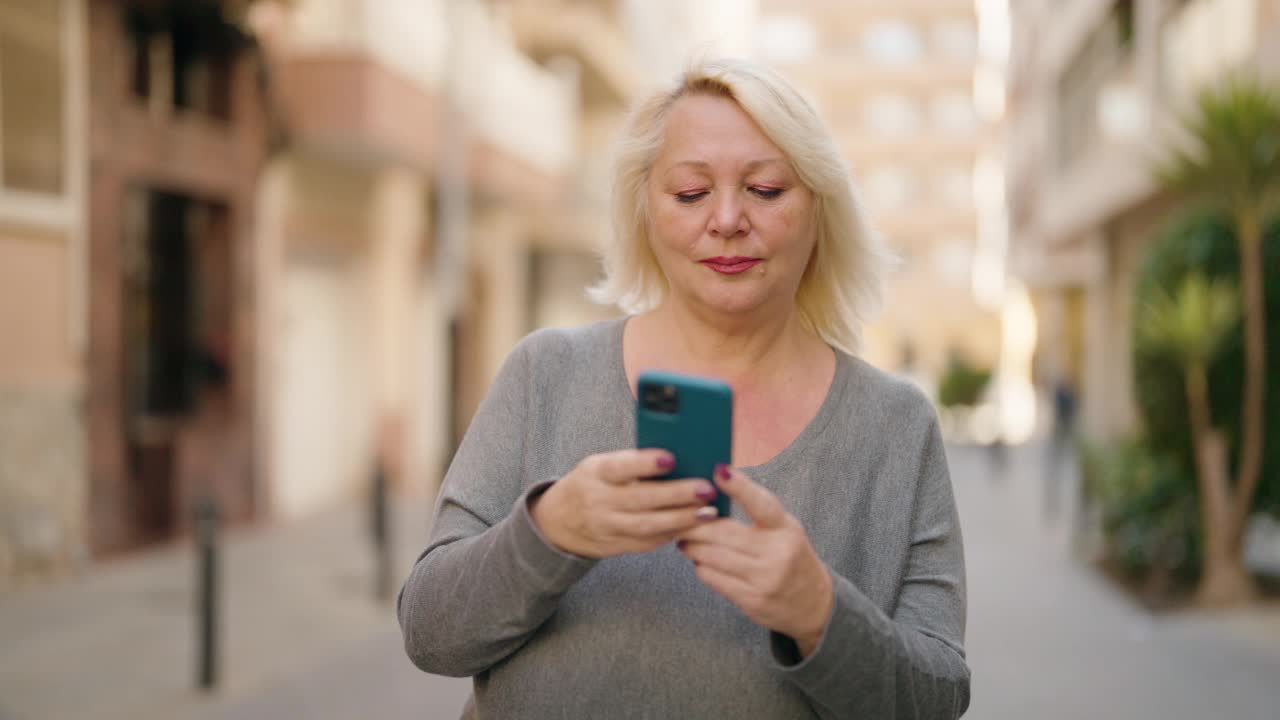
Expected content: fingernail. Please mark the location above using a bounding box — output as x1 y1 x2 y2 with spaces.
695 486 718 502
657 454 675 471
676 540 688 551
695 506 718 521
715 464 731 482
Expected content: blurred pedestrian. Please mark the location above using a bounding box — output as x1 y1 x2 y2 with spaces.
398 58 969 719
1044 375 1078 522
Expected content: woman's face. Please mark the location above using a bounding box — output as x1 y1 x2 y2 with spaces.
646 93 817 319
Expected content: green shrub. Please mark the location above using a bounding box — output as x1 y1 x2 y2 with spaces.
1131 210 1280 516
936 357 991 408
1080 437 1201 582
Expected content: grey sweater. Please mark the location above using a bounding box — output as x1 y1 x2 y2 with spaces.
398 318 970 719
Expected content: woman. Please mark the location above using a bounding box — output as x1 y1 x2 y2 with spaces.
399 58 970 719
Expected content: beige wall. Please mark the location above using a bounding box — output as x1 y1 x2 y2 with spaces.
467 208 533 390
262 158 378 518
260 154 450 517
0 0 89 576
407 274 451 498
1080 194 1177 440
0 230 77 387
0 227 85 586
369 168 426 418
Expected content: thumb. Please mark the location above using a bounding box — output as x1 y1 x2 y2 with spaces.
715 464 788 528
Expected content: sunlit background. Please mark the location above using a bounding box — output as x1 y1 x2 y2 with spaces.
1 1 1279 718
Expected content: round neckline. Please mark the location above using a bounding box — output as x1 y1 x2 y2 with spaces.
610 315 850 476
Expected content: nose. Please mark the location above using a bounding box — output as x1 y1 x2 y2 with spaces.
708 192 749 239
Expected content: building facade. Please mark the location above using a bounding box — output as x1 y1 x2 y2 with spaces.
755 0 1004 389
1 0 275 581
0 0 89 581
251 0 771 515
0 0 631 584
1006 0 1280 441
85 0 270 555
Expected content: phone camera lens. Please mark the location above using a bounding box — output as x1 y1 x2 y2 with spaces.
641 383 679 414
662 387 679 414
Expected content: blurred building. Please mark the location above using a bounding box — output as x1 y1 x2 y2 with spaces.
0 0 272 577
0 0 88 579
0 0 1022 582
755 0 1004 389
92 0 270 553
1007 0 1280 441
0 0 662 583
252 0 584 519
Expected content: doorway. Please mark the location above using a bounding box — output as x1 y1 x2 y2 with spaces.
121 188 233 543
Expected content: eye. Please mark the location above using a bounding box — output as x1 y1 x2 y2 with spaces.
675 191 709 204
749 187 785 200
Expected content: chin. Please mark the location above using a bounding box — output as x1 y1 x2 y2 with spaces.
696 287 774 316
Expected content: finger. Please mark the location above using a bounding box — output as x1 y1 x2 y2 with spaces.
714 464 789 529
609 505 719 539
591 449 676 484
678 539 756 580
676 517 758 552
617 478 716 511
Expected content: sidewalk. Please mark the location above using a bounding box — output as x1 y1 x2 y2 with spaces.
0 492 468 720
3 444 1279 719
956 442 1280 719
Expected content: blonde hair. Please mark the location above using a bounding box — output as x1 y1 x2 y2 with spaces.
589 58 893 355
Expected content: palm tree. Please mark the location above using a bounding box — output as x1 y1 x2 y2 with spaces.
1137 274 1242 603
1157 78 1280 605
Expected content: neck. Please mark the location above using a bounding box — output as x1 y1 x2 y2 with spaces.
641 297 820 384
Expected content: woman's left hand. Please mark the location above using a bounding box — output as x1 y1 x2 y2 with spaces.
676 464 834 658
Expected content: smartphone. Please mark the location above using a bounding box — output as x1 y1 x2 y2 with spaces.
636 370 733 517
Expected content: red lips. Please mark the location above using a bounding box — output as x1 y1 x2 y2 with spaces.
700 256 761 275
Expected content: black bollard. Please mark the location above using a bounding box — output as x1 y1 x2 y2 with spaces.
371 461 392 603
193 496 220 691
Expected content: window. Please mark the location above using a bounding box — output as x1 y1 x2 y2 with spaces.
0 0 65 194
863 94 922 136
863 20 921 65
127 3 237 121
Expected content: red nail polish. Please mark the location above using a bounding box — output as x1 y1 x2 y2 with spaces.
696 487 717 502
677 540 688 551
657 454 675 471
715 464 731 482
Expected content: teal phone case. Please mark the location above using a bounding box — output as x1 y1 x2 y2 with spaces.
636 370 733 517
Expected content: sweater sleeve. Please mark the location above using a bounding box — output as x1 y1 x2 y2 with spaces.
397 335 597 678
770 412 970 719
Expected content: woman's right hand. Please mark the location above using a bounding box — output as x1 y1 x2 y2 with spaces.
529 449 719 558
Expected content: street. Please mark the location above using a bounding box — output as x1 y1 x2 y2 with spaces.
206 444 1280 719
3 442 1279 719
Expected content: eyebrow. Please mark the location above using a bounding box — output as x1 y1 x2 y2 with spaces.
667 158 788 172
